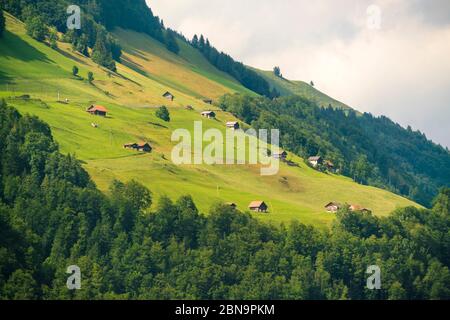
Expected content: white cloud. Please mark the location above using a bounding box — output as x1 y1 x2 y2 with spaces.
148 0 450 147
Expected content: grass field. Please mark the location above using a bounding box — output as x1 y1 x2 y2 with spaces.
254 68 353 111
0 12 420 227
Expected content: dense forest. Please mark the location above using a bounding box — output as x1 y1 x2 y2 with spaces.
1 100 450 300
218 94 450 207
190 34 276 98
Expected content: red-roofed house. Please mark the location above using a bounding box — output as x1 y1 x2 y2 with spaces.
87 105 108 116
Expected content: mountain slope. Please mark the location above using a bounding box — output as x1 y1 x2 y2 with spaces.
254 69 352 110
0 13 419 227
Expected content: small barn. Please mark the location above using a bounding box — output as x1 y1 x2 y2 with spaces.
123 143 138 150
201 111 216 119
203 99 213 104
248 201 268 213
163 91 175 101
308 156 323 167
123 142 152 153
135 142 151 152
349 204 371 214
87 105 108 116
325 202 342 213
273 151 288 160
226 121 240 130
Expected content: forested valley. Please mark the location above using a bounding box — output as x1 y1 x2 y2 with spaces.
1 101 449 300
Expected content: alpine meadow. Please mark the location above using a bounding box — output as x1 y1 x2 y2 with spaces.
0 0 449 302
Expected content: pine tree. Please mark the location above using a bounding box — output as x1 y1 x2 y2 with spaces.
87 72 94 84
155 106 170 122
191 34 199 47
273 66 281 77
72 66 79 77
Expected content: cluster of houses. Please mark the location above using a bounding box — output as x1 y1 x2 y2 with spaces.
324 202 371 214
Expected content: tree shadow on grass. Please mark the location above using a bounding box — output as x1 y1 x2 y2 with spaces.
148 122 168 129
0 70 15 85
0 30 52 63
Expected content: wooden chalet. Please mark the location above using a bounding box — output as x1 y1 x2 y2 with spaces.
163 91 175 101
273 150 288 160
324 202 342 213
123 142 152 153
201 111 216 119
226 121 240 130
248 201 268 213
308 156 323 167
87 105 108 117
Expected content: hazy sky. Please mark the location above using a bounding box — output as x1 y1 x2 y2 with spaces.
147 0 450 148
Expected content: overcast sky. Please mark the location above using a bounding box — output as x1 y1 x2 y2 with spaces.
147 0 450 148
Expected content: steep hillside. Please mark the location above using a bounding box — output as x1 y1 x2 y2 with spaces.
254 69 352 110
0 13 420 227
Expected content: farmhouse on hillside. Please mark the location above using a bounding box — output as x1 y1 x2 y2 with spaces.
203 99 213 104
87 105 108 117
325 160 335 171
123 142 152 153
226 121 240 130
163 91 175 101
308 156 323 167
248 201 268 213
325 202 342 213
349 204 371 214
201 111 216 119
273 150 288 160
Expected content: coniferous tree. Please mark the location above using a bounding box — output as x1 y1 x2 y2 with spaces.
72 66 79 77
273 66 281 77
155 106 170 122
87 71 94 83
191 34 199 47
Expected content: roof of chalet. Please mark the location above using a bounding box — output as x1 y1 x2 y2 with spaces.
88 105 108 112
350 204 370 211
324 202 342 208
248 201 267 208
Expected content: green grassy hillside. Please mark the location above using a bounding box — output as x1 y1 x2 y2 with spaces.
0 12 419 227
254 69 352 110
